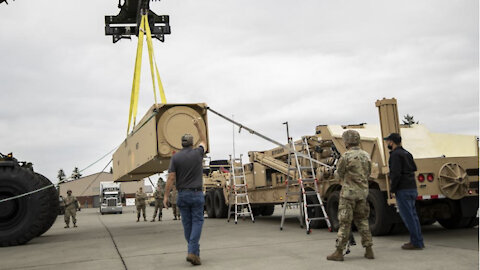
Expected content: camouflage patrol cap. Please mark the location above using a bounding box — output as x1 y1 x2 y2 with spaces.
181 134 194 147
342 130 361 146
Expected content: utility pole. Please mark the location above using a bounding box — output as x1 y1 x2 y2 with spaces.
283 121 291 143
232 114 236 159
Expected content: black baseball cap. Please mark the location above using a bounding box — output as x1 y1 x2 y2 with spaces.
383 133 402 144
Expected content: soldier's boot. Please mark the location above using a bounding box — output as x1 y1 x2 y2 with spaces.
73 222 78 228
364 246 374 259
327 248 344 261
159 215 162 221
151 218 155 222
64 224 69 229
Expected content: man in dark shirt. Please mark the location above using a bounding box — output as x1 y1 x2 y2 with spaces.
384 133 424 250
164 118 206 266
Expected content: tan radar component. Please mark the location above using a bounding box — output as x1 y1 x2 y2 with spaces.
113 103 209 181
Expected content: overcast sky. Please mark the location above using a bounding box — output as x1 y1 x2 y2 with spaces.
0 0 478 184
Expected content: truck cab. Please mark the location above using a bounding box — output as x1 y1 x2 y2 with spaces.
100 182 123 214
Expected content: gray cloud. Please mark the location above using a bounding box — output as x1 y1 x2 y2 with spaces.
0 0 477 183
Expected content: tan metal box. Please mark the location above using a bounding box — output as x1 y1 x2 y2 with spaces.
253 163 267 187
113 103 209 181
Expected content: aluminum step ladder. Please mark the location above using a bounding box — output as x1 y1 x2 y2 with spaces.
280 137 332 234
227 154 255 224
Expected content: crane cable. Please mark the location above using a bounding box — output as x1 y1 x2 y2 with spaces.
127 13 167 135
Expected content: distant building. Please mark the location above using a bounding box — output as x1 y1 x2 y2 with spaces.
58 172 145 208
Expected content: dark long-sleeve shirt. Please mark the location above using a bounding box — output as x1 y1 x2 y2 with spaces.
388 146 417 193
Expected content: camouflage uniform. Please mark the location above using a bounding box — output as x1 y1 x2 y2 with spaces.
64 194 78 228
170 186 180 220
135 190 148 221
152 187 164 221
335 146 373 250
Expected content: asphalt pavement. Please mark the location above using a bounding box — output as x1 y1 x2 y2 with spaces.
0 206 478 270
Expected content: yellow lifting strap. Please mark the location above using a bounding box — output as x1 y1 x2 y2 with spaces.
127 14 167 135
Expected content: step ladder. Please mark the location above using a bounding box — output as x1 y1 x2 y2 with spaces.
280 137 332 234
227 154 255 224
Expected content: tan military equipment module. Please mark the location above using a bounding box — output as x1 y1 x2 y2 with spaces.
203 98 479 235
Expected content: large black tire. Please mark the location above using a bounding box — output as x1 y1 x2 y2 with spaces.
437 200 477 229
303 190 327 229
205 190 216 218
213 189 228 218
438 216 474 229
0 166 44 246
251 207 261 217
260 205 275 216
326 191 340 231
35 173 58 237
327 189 392 236
367 189 392 236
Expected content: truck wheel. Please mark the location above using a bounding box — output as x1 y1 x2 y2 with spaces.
251 207 261 217
438 216 472 229
437 200 477 229
304 190 327 229
205 190 216 218
213 189 228 218
260 205 275 216
0 166 43 246
35 173 58 237
326 191 340 231
367 189 391 236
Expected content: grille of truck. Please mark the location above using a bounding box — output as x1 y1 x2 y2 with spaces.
107 198 117 207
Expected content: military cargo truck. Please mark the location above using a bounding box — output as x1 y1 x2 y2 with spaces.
203 99 479 235
0 153 59 246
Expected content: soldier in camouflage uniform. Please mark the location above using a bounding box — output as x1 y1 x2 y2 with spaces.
170 185 181 220
135 187 148 222
151 184 164 222
327 130 374 261
63 190 79 228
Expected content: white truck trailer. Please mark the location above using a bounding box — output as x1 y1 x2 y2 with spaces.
100 182 123 214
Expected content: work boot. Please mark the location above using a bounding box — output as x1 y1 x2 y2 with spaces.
402 243 423 250
192 255 201 266
364 246 374 259
186 253 196 263
64 225 69 229
326 248 344 261
73 223 78 228
151 219 155 222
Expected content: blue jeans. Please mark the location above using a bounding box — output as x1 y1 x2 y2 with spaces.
177 190 205 256
396 189 424 247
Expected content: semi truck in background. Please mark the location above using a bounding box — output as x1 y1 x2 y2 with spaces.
100 182 123 214
203 98 479 235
